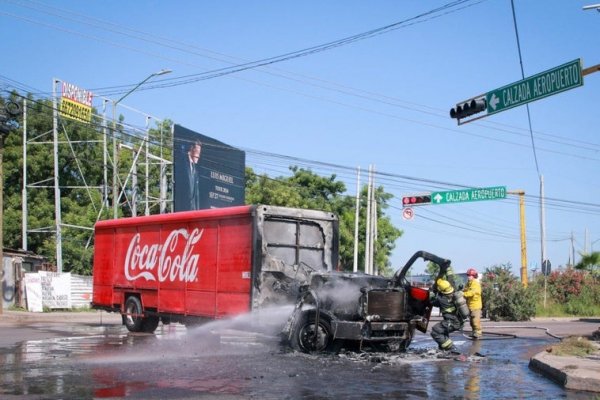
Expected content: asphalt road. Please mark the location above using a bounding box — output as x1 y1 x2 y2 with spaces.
0 311 597 399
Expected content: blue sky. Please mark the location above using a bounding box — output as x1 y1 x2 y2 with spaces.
1 0 599 275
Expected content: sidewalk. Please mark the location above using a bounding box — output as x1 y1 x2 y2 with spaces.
529 344 600 393
0 309 122 325
528 327 600 393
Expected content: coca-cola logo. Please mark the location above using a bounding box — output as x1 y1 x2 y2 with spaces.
124 228 203 283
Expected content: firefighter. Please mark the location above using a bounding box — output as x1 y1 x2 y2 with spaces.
430 278 464 353
463 268 483 339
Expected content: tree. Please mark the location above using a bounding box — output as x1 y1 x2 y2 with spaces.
3 94 107 273
245 166 401 275
575 251 600 278
2 92 404 276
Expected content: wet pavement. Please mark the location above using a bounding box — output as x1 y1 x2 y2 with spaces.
0 311 597 399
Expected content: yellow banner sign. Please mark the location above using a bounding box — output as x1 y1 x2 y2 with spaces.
60 81 93 123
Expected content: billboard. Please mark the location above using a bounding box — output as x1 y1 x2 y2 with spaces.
173 124 245 211
59 81 93 123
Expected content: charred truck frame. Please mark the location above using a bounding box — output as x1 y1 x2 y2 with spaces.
92 205 448 352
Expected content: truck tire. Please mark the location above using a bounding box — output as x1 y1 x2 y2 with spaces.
124 296 144 332
142 316 160 333
290 310 334 353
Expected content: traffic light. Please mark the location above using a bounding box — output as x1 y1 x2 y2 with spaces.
402 195 431 207
450 97 487 119
0 101 21 135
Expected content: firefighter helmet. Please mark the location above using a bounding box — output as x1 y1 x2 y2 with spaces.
436 278 454 295
466 268 478 278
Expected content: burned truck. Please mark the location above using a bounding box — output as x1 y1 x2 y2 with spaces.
281 251 449 352
92 205 446 352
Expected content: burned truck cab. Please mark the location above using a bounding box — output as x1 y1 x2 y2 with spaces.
282 251 451 353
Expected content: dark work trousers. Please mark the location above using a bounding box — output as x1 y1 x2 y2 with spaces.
431 314 463 349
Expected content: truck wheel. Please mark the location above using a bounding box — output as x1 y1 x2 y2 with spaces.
142 316 160 333
124 296 144 332
290 310 334 353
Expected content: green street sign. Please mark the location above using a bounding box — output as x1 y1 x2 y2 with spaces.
486 59 582 116
431 186 507 205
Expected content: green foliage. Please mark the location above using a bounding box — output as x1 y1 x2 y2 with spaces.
2 95 110 274
1 93 172 275
575 251 600 277
3 91 402 277
532 269 600 317
481 264 536 321
245 166 402 275
545 268 585 303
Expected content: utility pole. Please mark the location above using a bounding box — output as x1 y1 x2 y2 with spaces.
353 167 360 273
571 231 576 267
52 80 63 272
364 165 372 274
21 99 27 251
508 190 528 287
540 175 547 277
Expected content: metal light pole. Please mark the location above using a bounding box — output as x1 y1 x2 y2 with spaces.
112 69 171 219
583 3 600 11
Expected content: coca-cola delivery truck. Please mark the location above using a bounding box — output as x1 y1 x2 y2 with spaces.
92 204 449 352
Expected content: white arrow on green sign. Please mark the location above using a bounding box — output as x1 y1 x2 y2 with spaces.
431 186 506 205
486 59 582 116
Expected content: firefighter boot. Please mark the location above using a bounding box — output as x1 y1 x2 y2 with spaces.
440 340 461 355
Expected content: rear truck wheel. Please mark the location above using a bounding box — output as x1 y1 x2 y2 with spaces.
124 296 144 332
290 310 334 353
141 316 160 333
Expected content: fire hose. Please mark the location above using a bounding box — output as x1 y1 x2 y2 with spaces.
461 325 564 340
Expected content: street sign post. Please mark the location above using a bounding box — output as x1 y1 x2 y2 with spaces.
431 186 506 205
486 59 582 116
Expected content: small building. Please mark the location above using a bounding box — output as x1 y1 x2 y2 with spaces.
1 248 49 310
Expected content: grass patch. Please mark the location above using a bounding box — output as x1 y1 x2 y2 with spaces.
535 301 572 317
547 337 598 357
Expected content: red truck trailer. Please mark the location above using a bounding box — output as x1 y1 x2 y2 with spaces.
93 204 448 353
92 205 339 333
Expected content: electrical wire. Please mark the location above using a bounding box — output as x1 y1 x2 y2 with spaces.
1 87 599 254
510 0 540 177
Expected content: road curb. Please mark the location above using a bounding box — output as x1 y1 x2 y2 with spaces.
529 349 600 393
0 310 121 324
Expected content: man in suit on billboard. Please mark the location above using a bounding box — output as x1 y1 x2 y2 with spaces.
175 140 201 211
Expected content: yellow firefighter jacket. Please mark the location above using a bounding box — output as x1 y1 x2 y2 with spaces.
462 279 482 310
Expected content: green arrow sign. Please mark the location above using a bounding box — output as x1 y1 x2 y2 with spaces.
431 186 506 205
486 59 582 116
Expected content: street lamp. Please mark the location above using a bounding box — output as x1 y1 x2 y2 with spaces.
112 69 171 218
583 4 600 11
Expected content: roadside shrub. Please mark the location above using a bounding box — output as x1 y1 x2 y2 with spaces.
546 268 585 303
532 269 600 316
481 264 536 321
564 282 600 316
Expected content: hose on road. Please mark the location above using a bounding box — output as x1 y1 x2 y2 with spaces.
461 325 563 340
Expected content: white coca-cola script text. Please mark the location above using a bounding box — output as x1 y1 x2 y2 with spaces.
124 228 203 282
